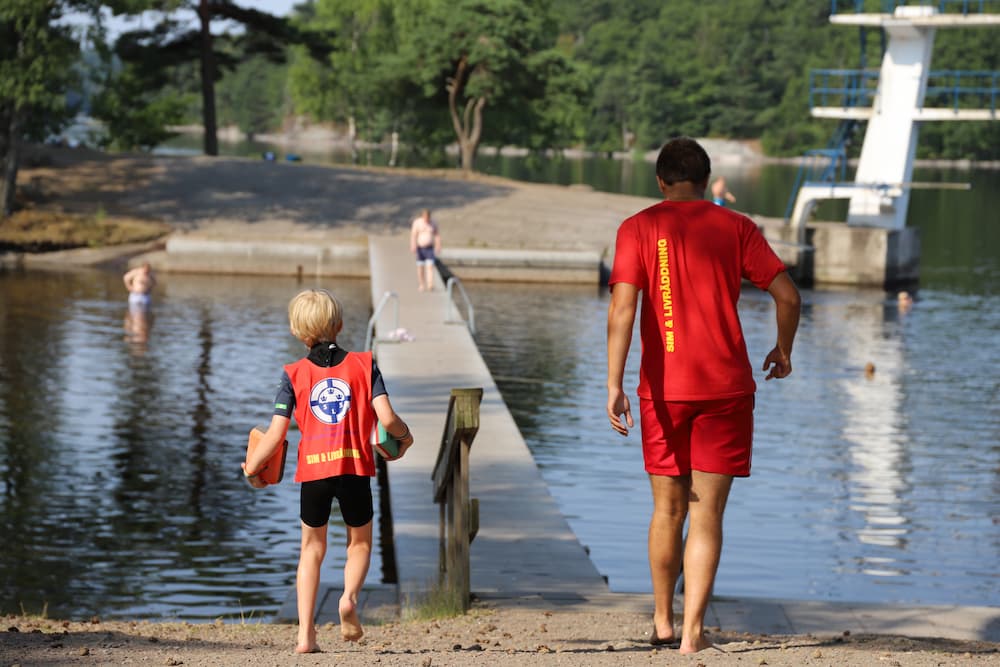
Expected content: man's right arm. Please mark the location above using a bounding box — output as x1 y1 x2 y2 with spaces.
762 271 801 380
607 282 638 435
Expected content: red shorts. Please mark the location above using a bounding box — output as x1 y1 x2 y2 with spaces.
639 395 754 477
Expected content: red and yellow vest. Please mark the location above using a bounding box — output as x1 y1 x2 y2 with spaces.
285 351 376 481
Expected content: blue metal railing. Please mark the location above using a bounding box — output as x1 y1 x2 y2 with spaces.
831 1 1000 14
810 68 1000 112
924 70 999 112
809 69 880 108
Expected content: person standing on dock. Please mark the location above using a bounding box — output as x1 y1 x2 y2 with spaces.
606 137 801 654
243 288 414 653
410 208 441 291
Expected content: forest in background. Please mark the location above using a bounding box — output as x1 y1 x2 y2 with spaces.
212 0 1000 162
3 0 999 218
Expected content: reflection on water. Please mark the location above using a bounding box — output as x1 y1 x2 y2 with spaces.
0 269 377 621
468 281 999 606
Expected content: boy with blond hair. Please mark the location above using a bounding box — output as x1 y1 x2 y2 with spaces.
244 288 414 653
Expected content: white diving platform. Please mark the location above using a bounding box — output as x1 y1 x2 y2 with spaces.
775 2 998 286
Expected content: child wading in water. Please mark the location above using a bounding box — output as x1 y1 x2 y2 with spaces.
243 288 414 653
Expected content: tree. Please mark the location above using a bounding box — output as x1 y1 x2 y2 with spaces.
289 0 404 161
216 54 287 140
104 0 331 155
399 0 571 170
0 1 88 217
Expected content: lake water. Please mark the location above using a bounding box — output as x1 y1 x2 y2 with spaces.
0 272 381 621
2 147 997 619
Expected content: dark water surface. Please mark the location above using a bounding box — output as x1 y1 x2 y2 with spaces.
0 273 377 620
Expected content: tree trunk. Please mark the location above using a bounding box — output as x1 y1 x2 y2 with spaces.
198 0 219 156
348 115 358 163
446 56 486 172
0 109 20 218
389 127 398 167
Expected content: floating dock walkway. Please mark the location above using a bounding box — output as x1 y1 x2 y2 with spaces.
364 235 611 605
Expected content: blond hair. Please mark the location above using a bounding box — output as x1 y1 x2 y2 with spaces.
288 289 343 346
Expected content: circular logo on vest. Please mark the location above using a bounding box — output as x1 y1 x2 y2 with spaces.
309 378 351 425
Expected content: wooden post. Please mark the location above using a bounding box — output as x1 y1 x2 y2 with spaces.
432 387 483 611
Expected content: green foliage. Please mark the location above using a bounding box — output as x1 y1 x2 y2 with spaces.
216 55 288 138
0 1 83 139
1 1 90 215
71 0 1000 162
90 63 190 151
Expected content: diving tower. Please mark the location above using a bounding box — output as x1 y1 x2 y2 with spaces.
776 1 999 286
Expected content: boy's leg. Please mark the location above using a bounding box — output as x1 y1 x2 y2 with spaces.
648 474 689 642
679 470 733 654
339 520 373 641
296 521 328 653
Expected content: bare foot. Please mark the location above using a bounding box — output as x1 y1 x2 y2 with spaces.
294 643 321 654
651 615 677 645
295 627 320 654
679 632 713 654
339 595 363 642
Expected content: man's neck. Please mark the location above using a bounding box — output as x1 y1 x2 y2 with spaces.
657 178 707 202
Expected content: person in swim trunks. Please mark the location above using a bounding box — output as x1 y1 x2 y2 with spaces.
606 137 801 654
123 262 155 308
243 288 414 653
409 208 441 291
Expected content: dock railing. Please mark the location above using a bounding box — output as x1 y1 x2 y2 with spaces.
431 387 483 611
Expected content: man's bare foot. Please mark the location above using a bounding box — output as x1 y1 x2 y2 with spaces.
651 619 677 645
294 643 321 654
679 632 713 654
295 627 320 654
339 595 363 642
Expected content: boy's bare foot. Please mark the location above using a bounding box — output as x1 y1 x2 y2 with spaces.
679 632 713 654
295 627 320 654
339 595 364 642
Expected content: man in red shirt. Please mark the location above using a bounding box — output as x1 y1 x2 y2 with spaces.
606 137 801 654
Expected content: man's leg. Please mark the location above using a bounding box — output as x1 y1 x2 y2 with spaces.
339 521 373 642
679 470 733 654
648 474 690 642
296 522 328 653
423 262 435 290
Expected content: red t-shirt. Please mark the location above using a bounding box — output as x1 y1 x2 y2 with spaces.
285 351 377 481
610 200 785 401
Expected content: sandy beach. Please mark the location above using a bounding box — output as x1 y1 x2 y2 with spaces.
5 608 999 667
3 146 998 666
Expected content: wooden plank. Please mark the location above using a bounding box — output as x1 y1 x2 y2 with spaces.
432 388 483 502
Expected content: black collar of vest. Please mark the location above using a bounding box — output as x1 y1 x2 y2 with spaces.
307 341 347 367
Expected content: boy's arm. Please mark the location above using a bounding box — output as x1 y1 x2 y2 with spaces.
372 394 415 457
762 271 801 380
242 415 291 486
409 220 418 252
434 223 442 254
607 282 638 436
